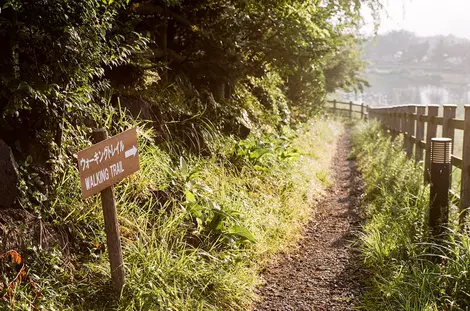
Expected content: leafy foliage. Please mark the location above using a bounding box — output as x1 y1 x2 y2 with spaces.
0 114 343 310
353 121 470 311
0 0 383 210
0 0 383 309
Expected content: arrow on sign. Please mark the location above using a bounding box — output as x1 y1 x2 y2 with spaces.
125 145 137 158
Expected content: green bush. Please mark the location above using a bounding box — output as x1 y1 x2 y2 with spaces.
353 121 470 311
0 109 343 310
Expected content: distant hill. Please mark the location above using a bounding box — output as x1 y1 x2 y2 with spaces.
346 31 470 107
364 30 470 74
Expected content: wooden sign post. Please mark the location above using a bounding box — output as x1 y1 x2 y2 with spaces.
77 127 140 292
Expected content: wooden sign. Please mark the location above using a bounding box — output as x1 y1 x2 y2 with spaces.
78 128 140 199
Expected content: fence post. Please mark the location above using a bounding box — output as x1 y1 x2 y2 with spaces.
349 101 353 119
460 105 470 225
333 100 337 113
384 108 388 131
443 104 457 189
361 103 364 119
425 105 439 184
92 129 126 293
398 106 403 134
406 105 416 158
388 107 393 132
443 105 457 150
390 106 397 139
429 138 452 238
392 106 398 139
399 106 406 148
415 105 426 163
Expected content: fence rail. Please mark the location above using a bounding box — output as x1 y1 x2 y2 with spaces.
326 100 367 119
367 104 470 223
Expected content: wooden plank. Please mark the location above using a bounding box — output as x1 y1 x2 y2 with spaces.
78 128 140 199
418 140 427 149
460 105 470 224
450 119 465 130
452 155 463 169
443 105 457 142
91 129 126 293
415 106 426 163
399 106 405 137
431 116 444 125
443 105 457 189
386 107 392 133
406 105 416 158
392 108 396 132
327 100 363 107
425 105 439 184
394 107 400 138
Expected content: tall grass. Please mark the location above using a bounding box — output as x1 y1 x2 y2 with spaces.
353 121 470 311
0 109 343 310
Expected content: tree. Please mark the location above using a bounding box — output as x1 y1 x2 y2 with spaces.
0 0 145 159
0 0 383 197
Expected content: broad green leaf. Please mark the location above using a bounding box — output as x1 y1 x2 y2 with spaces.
229 226 256 243
185 190 196 202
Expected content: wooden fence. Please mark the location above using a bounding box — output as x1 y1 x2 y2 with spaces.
326 100 367 119
363 104 470 223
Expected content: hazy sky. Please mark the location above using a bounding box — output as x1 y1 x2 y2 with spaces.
363 0 470 39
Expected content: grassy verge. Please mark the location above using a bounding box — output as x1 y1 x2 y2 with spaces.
352 121 470 311
1 115 342 310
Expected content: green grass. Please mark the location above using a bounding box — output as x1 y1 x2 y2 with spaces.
352 121 470 311
0 113 343 310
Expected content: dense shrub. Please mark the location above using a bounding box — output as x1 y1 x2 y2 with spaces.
353 121 470 311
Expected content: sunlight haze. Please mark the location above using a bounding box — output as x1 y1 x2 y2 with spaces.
364 0 470 39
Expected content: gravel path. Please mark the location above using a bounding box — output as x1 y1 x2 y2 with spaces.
253 132 366 311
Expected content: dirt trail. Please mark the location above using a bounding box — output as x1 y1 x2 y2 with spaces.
253 132 366 311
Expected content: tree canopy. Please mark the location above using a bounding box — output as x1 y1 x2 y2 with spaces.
0 0 381 176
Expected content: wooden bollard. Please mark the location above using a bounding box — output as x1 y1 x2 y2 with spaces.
92 128 125 292
429 138 452 237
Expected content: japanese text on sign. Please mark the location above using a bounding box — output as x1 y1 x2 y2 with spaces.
77 128 140 199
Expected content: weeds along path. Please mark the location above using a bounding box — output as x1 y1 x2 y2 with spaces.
253 131 365 311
